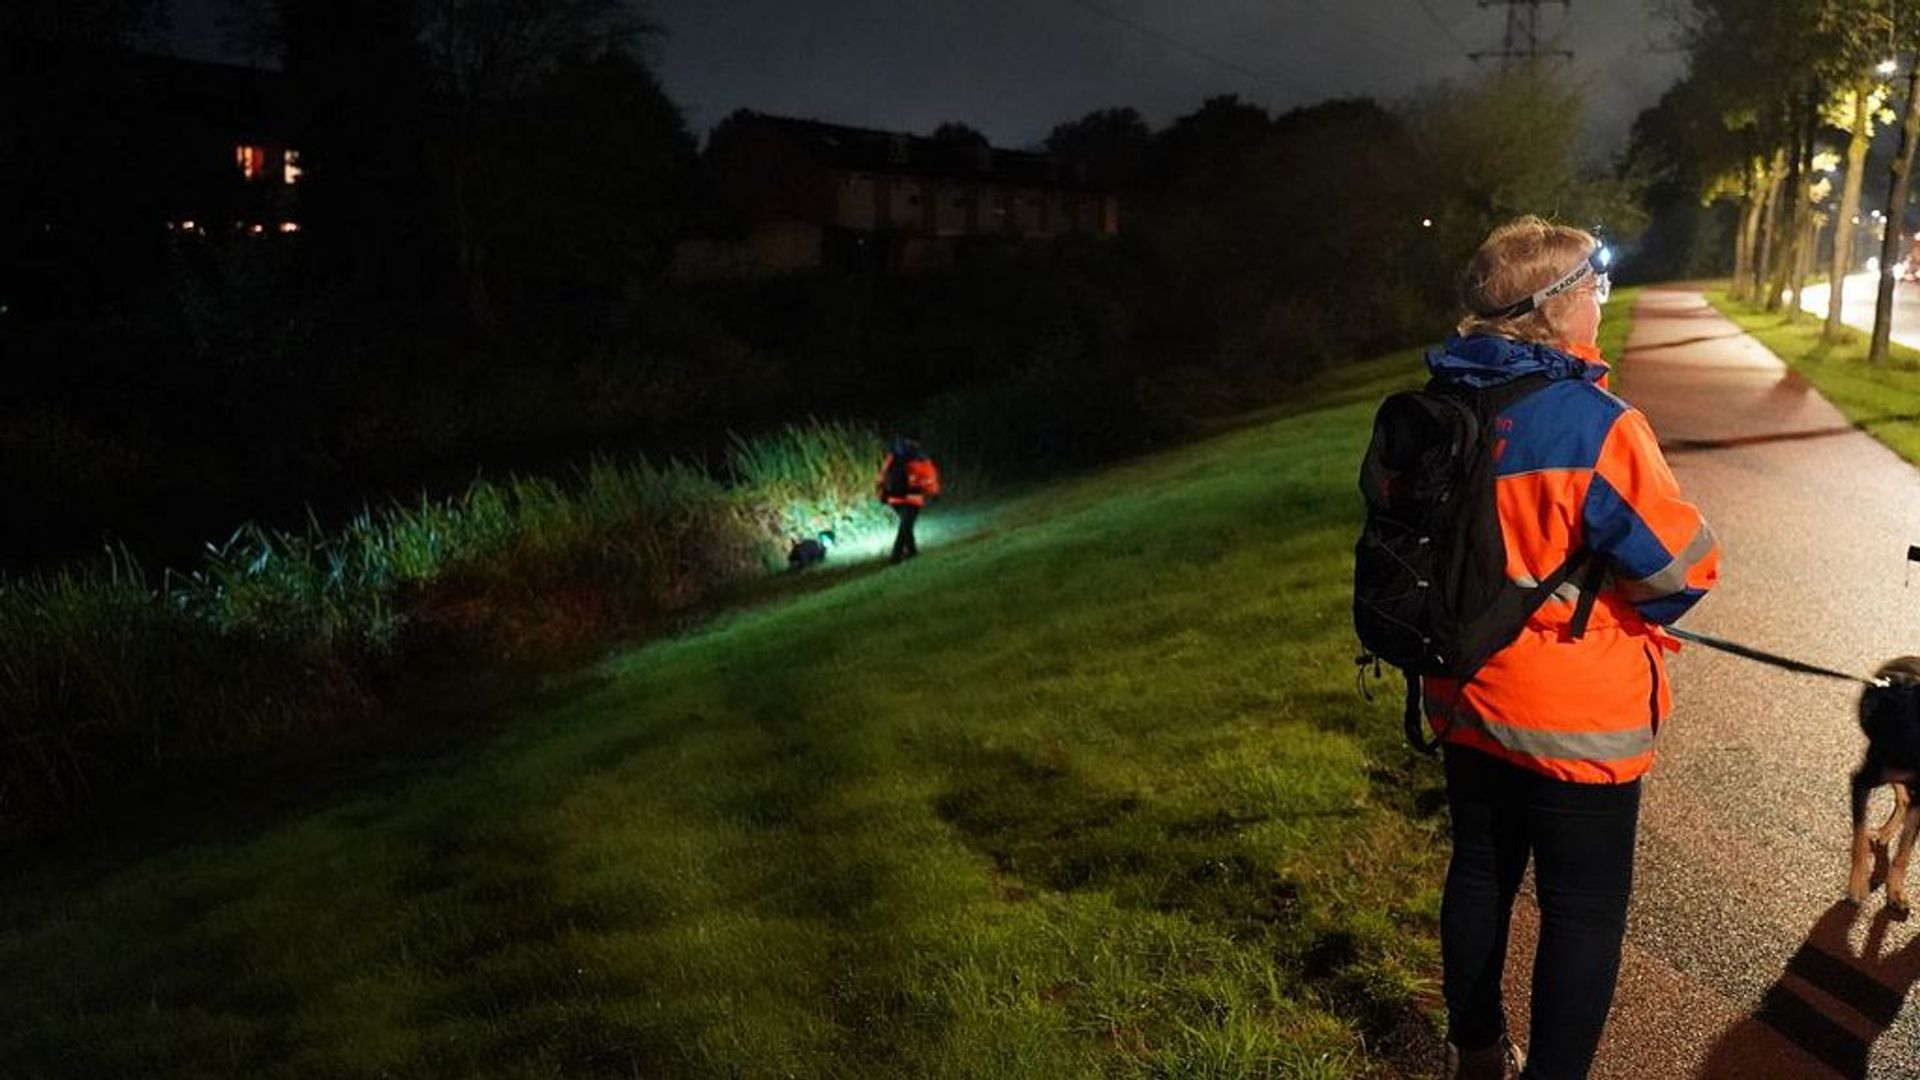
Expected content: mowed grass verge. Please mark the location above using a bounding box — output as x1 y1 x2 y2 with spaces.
0 301 1635 1078
1702 287 1920 464
1598 285 1641 365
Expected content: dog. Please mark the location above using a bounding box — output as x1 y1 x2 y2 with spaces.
1848 656 1920 912
786 530 835 572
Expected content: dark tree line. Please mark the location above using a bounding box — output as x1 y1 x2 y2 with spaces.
1627 0 1920 360
0 5 1631 572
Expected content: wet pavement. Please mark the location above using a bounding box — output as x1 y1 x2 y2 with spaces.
1497 288 1920 1078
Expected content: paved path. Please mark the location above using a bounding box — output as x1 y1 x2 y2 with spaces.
1499 287 1920 1078
1800 273 1920 353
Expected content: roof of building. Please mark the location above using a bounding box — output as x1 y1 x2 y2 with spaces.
125 52 290 139
725 112 1108 192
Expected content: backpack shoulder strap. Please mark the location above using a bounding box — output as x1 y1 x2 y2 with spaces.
1567 551 1608 639
1425 371 1552 407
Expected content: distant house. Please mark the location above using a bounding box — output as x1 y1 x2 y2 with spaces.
7 47 303 238
130 54 303 238
672 112 1119 280
0 44 303 314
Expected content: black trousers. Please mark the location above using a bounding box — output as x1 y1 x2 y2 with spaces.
889 503 920 563
1441 744 1642 1080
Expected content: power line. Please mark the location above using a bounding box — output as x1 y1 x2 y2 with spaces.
1063 0 1316 98
1290 0 1428 61
1407 0 1470 54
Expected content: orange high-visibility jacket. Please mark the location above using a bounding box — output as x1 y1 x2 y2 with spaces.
876 453 941 507
1421 336 1720 784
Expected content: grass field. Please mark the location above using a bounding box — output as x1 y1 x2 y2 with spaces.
1702 287 1920 465
0 305 1638 1079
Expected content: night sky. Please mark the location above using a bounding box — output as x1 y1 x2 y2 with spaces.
165 0 1683 153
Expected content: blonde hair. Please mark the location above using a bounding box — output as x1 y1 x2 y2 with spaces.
1455 215 1597 344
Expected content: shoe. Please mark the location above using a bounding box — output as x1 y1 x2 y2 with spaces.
1444 1033 1525 1080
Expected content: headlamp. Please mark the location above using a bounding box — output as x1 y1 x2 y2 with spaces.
1482 243 1612 319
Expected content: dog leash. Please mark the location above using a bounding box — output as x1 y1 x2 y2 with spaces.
1664 626 1888 688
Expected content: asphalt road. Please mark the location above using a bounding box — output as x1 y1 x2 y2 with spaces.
1800 273 1920 352
1496 287 1920 1079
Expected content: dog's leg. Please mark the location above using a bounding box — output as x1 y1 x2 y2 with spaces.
1850 770 1877 903
1888 804 1920 914
1878 783 1912 848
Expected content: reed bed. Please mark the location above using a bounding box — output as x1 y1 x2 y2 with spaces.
0 420 890 835
725 419 896 543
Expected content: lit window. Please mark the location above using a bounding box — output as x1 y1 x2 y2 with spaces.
283 149 303 185
235 144 266 181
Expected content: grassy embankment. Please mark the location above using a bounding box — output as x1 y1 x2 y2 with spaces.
0 298 1638 1078
1702 286 1920 463
1597 285 1641 369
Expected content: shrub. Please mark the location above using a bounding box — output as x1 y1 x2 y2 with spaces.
0 557 359 832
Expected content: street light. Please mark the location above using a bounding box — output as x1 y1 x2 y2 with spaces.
1882 58 1900 76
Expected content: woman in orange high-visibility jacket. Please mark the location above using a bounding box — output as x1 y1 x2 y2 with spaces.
1427 218 1719 1080
875 437 940 564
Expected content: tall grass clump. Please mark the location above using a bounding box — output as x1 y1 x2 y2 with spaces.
0 556 361 832
725 420 895 547
0 421 888 839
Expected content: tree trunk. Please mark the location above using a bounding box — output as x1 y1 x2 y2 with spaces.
1794 212 1818 316
1769 104 1811 315
440 123 498 338
1874 67 1920 365
1756 147 1787 309
1743 191 1758 299
1734 156 1766 303
1825 82 1873 343
1785 95 1818 323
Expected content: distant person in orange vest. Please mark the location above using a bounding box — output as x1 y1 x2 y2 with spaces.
876 437 940 564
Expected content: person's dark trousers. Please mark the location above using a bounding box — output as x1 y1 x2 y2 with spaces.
890 503 920 563
1441 743 1642 1080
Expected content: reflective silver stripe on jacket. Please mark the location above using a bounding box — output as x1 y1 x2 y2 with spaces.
1509 521 1718 609
1428 698 1656 761
1508 571 1600 606
1616 522 1718 603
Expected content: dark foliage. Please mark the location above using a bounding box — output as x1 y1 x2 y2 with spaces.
1622 77 1742 283
1046 107 1153 194
3 3 1482 574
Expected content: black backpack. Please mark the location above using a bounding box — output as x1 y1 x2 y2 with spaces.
882 454 913 499
1353 374 1602 752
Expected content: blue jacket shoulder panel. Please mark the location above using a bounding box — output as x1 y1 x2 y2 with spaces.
1493 380 1629 476
1422 334 1623 476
